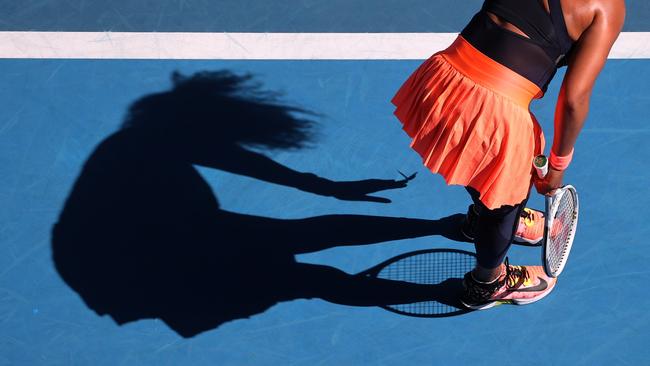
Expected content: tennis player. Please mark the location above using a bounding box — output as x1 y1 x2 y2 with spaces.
392 0 625 309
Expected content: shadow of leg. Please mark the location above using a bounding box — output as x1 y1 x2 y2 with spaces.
217 211 471 255
289 263 463 307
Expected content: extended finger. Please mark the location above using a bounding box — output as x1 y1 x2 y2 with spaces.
397 170 417 181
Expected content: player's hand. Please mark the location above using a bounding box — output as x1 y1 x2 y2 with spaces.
534 167 564 195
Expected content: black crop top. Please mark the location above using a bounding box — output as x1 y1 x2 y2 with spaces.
461 0 575 91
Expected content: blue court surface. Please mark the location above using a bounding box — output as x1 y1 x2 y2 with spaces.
2 1 650 365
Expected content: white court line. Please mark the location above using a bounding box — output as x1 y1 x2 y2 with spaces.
0 32 648 59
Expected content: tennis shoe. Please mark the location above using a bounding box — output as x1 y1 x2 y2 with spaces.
460 258 557 310
513 208 545 245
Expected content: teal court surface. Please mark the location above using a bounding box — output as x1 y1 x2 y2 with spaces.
1 1 649 365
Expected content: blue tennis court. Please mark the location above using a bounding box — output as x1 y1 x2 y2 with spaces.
1 1 649 365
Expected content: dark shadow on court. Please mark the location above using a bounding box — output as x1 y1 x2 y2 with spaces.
52 71 472 338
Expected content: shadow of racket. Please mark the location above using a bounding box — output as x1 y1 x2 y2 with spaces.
360 248 476 318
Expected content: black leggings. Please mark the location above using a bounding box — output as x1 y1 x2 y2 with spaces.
467 187 529 269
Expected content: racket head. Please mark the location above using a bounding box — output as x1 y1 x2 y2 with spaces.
542 185 579 277
362 248 476 318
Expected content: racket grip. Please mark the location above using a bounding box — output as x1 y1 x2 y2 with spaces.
534 155 548 179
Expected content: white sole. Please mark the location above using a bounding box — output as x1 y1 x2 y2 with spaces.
461 299 502 310
511 283 556 305
512 236 542 246
461 283 557 310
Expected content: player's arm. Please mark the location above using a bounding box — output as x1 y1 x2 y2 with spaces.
536 0 625 194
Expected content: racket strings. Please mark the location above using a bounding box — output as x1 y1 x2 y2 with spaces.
548 191 578 272
376 251 475 316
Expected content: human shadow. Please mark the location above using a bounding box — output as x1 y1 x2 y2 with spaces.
52 71 471 338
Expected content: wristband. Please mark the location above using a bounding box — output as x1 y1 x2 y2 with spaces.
549 148 574 171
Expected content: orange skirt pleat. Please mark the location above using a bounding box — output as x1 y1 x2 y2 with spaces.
392 36 545 209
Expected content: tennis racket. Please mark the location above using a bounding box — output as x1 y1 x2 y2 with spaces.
360 249 476 317
534 155 579 277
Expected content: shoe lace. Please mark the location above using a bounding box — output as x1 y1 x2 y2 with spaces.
504 257 530 289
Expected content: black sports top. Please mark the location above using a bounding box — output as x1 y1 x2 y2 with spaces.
461 0 575 91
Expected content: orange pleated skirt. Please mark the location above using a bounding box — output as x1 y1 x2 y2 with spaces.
392 36 546 209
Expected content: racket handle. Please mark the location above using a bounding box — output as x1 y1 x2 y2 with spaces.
534 155 548 179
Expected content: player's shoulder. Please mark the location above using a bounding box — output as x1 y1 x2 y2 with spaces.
591 0 626 34
566 0 624 19
590 0 625 14
585 0 626 21
564 0 625 38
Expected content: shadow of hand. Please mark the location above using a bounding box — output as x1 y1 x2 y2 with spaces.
307 172 417 203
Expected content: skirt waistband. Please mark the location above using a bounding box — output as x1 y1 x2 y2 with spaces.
440 36 543 107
